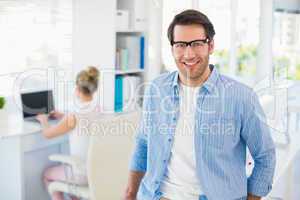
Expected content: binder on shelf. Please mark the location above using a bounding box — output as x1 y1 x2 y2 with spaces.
116 48 129 70
140 36 145 69
116 48 121 70
120 48 128 70
123 75 142 112
117 35 145 69
114 75 123 112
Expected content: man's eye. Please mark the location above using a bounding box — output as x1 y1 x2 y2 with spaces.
175 43 186 48
192 41 205 47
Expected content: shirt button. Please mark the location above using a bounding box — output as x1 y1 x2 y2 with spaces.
163 159 166 163
155 181 159 184
168 138 172 142
173 117 176 121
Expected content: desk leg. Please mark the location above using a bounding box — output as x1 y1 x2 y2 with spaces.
0 137 23 200
24 141 69 200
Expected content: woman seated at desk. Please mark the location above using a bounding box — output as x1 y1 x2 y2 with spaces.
36 66 100 200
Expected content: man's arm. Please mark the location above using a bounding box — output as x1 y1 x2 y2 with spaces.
124 85 153 199
124 171 145 200
241 91 276 198
123 134 147 200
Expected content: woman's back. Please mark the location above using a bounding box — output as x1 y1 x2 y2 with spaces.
69 100 100 177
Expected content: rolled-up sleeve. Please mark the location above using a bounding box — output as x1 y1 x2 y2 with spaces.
130 121 148 172
241 91 276 197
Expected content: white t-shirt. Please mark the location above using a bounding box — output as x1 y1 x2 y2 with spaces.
160 83 203 200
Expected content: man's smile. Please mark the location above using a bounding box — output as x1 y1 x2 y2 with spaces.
182 60 200 68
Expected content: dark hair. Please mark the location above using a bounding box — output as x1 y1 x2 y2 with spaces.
167 9 215 45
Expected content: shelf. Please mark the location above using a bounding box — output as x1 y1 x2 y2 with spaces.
116 29 144 34
115 69 144 75
113 108 142 115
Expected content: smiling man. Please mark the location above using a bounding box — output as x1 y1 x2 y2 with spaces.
124 9 276 200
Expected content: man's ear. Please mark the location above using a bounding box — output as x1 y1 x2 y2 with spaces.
208 39 215 55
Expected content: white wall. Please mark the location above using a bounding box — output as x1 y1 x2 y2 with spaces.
73 0 116 112
73 0 116 70
146 0 164 82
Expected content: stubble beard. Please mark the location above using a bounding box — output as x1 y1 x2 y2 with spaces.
179 56 210 85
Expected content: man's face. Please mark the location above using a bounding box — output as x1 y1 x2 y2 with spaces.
172 24 214 84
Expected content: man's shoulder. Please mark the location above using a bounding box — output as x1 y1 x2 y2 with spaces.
218 74 255 98
153 71 176 83
149 71 177 88
142 71 176 97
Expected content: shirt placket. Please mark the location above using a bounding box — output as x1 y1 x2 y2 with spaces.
155 86 180 194
194 88 209 197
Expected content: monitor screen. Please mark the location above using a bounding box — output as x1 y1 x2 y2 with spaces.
21 90 54 118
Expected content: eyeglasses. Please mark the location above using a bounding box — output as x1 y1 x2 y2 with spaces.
171 38 210 54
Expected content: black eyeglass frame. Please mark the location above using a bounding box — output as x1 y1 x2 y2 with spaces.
171 38 210 46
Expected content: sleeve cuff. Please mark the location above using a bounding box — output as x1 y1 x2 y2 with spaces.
247 179 272 197
130 158 147 172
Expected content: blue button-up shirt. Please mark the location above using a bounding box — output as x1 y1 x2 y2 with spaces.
130 66 276 200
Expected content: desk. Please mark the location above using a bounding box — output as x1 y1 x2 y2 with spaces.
0 114 69 200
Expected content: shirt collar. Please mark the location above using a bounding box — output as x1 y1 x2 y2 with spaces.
172 64 219 94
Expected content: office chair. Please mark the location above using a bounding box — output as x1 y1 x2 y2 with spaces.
47 111 140 200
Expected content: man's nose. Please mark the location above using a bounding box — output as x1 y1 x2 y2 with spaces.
183 46 196 59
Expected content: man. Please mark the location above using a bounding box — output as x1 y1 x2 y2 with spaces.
124 9 276 200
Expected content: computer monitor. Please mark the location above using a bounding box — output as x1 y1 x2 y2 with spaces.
21 90 54 119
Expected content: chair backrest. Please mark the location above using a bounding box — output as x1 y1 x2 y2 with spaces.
87 111 140 200
259 88 288 133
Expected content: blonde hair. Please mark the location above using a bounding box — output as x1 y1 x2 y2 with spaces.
76 66 100 95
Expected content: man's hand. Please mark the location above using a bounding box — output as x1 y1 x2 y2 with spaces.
123 171 145 200
247 193 261 200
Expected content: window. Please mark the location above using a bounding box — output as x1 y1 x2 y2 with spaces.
273 10 300 81
235 0 260 77
198 0 231 74
0 0 72 94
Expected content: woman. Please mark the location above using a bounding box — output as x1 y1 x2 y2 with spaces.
36 66 100 200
